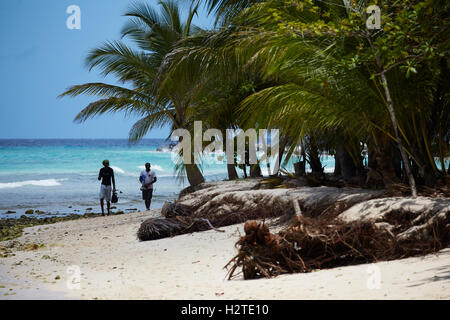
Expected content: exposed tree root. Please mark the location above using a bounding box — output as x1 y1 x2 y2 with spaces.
226 213 449 280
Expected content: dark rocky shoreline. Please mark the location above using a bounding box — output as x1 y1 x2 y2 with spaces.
0 211 126 241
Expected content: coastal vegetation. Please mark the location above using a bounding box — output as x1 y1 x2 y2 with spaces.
60 0 449 195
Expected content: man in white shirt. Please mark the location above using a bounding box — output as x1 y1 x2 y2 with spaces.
139 162 157 210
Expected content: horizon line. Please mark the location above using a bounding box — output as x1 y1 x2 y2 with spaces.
0 137 170 140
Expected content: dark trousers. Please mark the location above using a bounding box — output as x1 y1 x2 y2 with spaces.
142 188 153 210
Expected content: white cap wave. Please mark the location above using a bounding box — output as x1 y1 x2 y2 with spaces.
137 164 164 172
0 179 66 190
110 166 126 174
110 165 164 176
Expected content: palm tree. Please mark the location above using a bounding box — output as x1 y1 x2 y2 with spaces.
59 0 205 186
177 0 448 189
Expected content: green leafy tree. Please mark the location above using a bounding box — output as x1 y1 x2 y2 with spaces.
237 0 449 195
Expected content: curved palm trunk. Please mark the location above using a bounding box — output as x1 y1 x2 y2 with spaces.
368 37 417 197
379 72 417 197
185 163 205 186
273 137 289 176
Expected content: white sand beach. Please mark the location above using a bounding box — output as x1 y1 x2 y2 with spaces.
0 209 449 300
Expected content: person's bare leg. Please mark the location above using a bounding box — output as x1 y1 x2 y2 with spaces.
107 201 111 216
100 199 105 216
148 190 153 210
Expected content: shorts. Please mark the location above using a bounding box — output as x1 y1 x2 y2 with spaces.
142 188 153 201
99 185 112 201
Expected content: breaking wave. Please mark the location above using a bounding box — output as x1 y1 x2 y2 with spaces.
0 179 66 189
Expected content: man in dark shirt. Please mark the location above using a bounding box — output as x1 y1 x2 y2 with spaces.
98 159 116 216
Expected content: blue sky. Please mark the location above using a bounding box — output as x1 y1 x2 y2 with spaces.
0 0 213 139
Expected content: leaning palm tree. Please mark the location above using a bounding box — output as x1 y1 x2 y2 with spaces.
59 0 205 186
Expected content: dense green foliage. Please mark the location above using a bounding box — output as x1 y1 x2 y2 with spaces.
61 0 449 191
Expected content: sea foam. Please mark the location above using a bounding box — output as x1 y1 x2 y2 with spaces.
137 165 164 172
0 179 64 189
110 166 126 174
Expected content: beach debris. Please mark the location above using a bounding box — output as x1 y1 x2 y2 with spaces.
161 201 193 218
226 212 449 280
137 218 186 241
23 243 40 251
225 220 302 279
137 216 222 241
138 198 276 241
0 245 13 258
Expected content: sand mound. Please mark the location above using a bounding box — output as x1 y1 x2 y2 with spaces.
137 180 384 241
338 197 450 242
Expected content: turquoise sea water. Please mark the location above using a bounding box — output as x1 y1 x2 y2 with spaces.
0 139 335 218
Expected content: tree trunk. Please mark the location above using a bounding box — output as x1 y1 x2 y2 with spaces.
248 140 262 177
274 137 289 176
308 147 323 175
227 164 238 180
368 36 417 197
379 72 417 197
250 163 262 177
240 165 248 178
334 152 341 176
185 164 205 186
335 144 357 181
294 161 306 176
367 138 377 170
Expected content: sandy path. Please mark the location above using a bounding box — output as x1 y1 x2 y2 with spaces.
0 210 449 300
